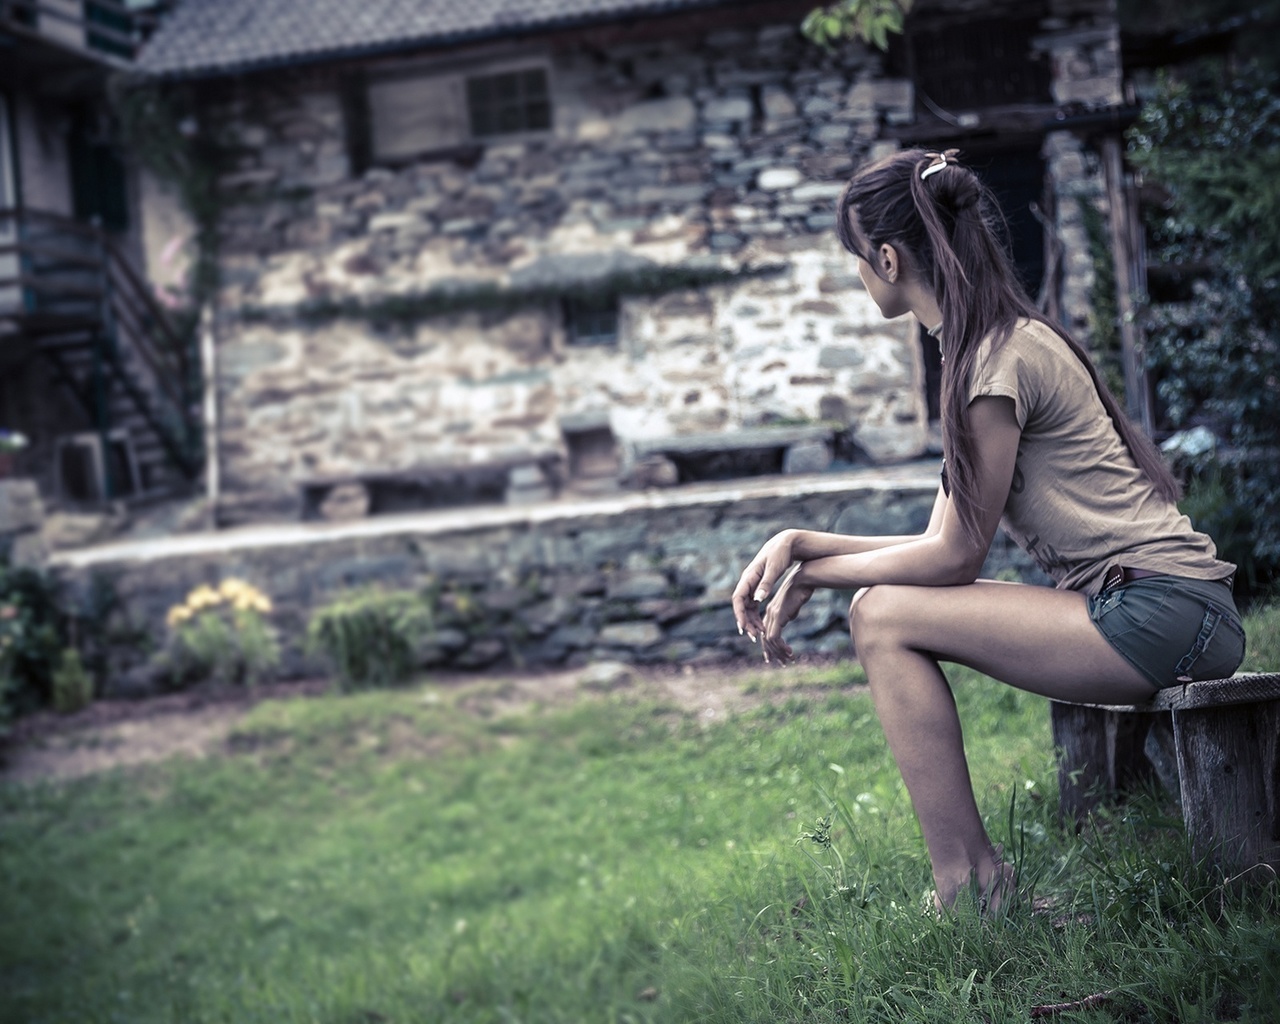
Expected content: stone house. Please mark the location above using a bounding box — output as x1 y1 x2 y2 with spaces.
1 0 201 514
132 0 1132 526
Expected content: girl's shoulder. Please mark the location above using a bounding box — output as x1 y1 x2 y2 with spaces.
991 317 1078 370
970 318 1083 405
974 317 1050 367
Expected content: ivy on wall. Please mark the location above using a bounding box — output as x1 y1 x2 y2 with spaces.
1078 199 1126 403
108 75 227 304
239 261 789 331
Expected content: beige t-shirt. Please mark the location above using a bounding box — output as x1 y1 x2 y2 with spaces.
966 318 1234 594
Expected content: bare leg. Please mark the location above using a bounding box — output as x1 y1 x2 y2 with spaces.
847 580 1155 908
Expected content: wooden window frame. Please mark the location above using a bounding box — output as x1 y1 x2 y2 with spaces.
466 66 552 139
365 56 554 165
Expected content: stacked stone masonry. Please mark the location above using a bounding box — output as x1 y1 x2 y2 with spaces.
50 471 1050 692
199 0 1122 523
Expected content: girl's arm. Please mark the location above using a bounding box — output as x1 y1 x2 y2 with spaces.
794 485 949 558
758 397 1020 659
731 484 947 636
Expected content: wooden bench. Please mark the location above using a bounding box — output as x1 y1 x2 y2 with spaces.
1051 672 1280 872
298 451 566 519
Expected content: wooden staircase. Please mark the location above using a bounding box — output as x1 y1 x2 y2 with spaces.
0 207 201 500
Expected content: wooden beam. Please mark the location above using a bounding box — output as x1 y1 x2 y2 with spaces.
1100 135 1153 435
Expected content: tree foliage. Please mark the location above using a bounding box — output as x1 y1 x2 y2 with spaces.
802 0 913 51
1128 64 1280 575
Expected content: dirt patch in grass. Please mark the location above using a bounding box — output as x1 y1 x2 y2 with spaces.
0 657 857 785
0 680 330 784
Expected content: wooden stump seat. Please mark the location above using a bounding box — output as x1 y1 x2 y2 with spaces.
1050 672 1280 871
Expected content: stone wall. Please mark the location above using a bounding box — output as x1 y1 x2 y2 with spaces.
189 0 1123 524
204 16 929 518
49 468 1049 692
218 238 921 512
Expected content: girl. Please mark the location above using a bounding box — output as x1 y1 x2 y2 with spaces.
731 148 1244 913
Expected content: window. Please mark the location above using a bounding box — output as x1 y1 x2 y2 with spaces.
365 61 552 164
56 430 140 502
367 74 468 162
466 69 551 137
565 297 619 347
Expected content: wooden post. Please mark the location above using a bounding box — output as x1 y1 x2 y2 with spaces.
1173 700 1280 871
1052 703 1111 823
1100 135 1153 436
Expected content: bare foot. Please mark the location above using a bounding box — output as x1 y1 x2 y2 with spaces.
977 845 1017 916
929 844 1017 917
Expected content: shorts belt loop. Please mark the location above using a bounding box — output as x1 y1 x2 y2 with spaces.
1174 604 1223 681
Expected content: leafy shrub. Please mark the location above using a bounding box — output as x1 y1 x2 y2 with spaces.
155 579 279 688
306 588 433 691
0 561 66 721
1177 462 1265 592
51 648 94 714
1129 64 1280 588
1241 601 1280 671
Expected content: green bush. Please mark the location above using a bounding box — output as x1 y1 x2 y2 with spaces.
1130 64 1280 588
154 580 280 688
306 588 434 691
0 561 66 720
1241 601 1280 672
51 648 94 714
1177 462 1264 592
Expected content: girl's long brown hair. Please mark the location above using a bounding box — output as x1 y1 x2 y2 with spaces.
836 148 1180 549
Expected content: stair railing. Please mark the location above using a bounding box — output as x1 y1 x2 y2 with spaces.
0 205 201 484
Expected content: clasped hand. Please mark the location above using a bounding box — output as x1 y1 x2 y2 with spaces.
731 531 815 664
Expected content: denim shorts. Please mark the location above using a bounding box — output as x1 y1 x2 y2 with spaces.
1087 574 1246 690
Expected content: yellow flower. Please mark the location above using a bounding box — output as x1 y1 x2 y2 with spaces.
166 605 193 627
222 579 271 615
186 584 221 610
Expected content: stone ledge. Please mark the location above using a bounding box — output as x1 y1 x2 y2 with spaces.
49 462 941 569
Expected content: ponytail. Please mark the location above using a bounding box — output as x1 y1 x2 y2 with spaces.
837 149 1179 549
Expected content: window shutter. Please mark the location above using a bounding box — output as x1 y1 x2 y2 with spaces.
367 74 467 161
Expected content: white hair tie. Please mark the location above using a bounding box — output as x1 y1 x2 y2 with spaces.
921 153 949 180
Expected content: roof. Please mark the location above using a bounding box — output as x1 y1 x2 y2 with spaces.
136 0 753 78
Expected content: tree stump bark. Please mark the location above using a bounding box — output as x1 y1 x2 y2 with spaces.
1051 702 1162 825
1051 675 1280 873
1173 700 1280 870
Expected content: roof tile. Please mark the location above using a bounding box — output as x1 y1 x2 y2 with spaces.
138 0 747 77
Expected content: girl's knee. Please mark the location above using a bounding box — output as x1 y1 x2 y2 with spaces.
847 586 875 637
848 585 913 648
844 581 926 652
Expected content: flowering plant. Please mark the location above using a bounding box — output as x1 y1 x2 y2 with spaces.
159 579 279 687
0 430 28 454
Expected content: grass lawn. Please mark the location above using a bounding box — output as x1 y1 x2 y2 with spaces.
3 608 1280 1023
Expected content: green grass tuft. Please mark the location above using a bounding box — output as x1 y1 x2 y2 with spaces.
1242 600 1280 671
